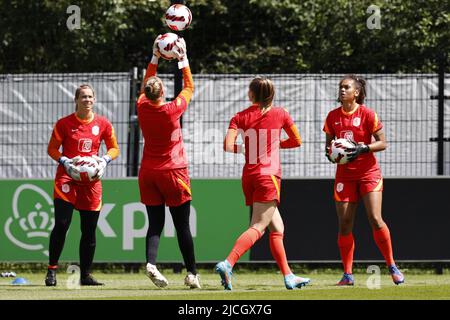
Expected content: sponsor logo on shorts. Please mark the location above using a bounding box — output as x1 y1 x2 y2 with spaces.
62 184 70 193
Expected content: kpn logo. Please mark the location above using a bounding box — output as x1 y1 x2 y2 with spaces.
4 184 54 256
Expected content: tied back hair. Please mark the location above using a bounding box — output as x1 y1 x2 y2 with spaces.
75 84 95 110
338 74 366 104
249 76 275 109
144 76 163 101
75 84 95 100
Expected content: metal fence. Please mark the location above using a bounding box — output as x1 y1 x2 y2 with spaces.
1 72 449 179
0 73 130 179
178 73 450 178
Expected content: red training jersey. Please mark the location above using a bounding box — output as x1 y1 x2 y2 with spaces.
50 113 118 159
48 113 119 181
323 104 383 179
229 105 294 177
137 95 188 170
137 66 193 170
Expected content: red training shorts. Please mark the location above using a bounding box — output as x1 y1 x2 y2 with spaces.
54 171 102 211
138 167 192 207
242 174 281 206
334 173 383 203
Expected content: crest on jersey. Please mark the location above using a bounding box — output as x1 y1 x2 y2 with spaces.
92 125 100 136
353 117 361 127
341 130 354 141
78 138 92 152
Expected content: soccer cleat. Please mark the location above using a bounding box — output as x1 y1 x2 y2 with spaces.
337 273 354 286
80 274 104 286
215 260 233 290
184 273 201 289
284 273 310 290
45 269 57 287
146 263 169 288
389 265 405 285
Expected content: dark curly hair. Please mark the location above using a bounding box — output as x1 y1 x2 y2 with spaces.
338 74 366 104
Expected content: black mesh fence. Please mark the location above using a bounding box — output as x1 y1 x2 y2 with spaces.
1 72 449 178
0 73 130 179
139 73 449 178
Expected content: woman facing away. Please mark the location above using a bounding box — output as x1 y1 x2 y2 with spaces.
136 37 200 289
215 76 310 290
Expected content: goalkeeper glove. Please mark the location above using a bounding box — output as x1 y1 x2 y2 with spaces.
59 156 80 179
151 35 161 64
346 140 370 162
173 38 189 69
325 144 335 163
92 155 111 180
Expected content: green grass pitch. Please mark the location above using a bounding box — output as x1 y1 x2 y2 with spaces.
1 270 450 300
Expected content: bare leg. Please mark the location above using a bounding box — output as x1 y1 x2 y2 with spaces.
362 191 385 230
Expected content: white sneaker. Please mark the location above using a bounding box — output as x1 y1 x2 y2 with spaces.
146 263 168 288
184 273 201 289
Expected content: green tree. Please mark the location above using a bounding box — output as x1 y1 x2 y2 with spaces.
0 0 448 73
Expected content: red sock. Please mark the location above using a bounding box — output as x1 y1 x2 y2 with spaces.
226 227 262 266
373 226 395 266
338 233 354 274
269 232 292 276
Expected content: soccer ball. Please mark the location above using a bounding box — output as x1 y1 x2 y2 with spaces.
156 33 182 60
73 156 99 182
165 4 192 31
329 138 354 164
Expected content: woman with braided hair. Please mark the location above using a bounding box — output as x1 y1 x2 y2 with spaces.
323 74 404 286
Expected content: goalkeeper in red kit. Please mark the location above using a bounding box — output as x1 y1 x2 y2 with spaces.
323 74 404 286
137 37 200 289
215 77 310 290
45 84 119 286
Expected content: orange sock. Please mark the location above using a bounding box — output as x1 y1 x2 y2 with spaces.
226 227 262 267
338 233 354 274
269 232 292 276
373 226 395 266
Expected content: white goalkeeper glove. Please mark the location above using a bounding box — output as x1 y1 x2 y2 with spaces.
59 156 81 180
92 155 112 180
173 38 189 69
151 35 161 64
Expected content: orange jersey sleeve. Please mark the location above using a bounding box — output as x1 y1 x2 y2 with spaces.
105 126 120 160
178 66 194 104
140 62 158 95
47 128 63 162
280 124 302 149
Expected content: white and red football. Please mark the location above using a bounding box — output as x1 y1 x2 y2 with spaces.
156 33 183 60
329 139 354 164
165 4 192 31
73 156 99 182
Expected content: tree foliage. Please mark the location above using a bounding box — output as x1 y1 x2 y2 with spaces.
0 0 448 73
